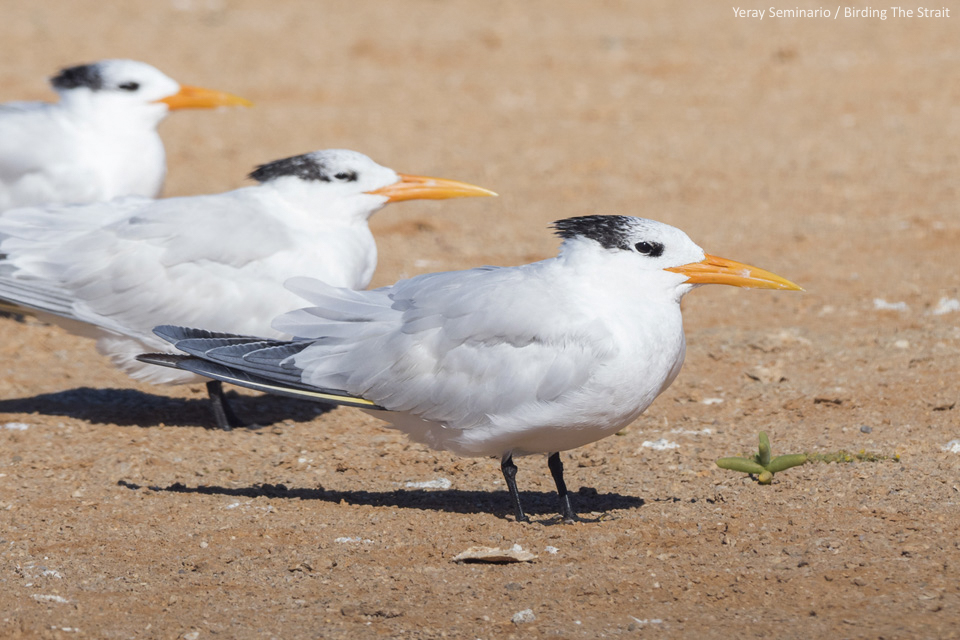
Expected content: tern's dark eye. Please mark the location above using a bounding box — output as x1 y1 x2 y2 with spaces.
634 241 664 257
334 171 358 182
118 82 140 92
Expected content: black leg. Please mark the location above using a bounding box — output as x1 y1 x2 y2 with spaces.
206 380 242 431
548 452 577 523
501 454 529 522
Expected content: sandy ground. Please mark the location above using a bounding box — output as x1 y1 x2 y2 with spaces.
1 1 959 638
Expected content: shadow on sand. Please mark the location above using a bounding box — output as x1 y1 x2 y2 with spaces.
116 479 647 521
0 386 333 429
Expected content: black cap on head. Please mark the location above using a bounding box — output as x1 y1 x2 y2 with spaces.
50 64 105 91
249 153 334 184
552 215 637 251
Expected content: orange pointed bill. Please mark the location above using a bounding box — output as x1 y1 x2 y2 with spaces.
156 85 253 110
367 174 497 203
666 253 803 291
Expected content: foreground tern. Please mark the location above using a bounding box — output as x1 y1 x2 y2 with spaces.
0 59 251 211
0 149 494 428
139 215 801 521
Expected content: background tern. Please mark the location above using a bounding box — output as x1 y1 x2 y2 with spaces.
0 59 251 212
0 149 494 428
140 215 801 522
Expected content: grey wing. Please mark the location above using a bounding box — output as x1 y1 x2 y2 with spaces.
143 325 383 409
0 276 75 315
0 197 151 267
273 265 616 426
0 274 135 338
0 191 295 342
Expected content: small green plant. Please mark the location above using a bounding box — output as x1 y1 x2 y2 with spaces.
716 431 807 484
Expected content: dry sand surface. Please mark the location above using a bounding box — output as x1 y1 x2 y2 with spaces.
1 1 959 638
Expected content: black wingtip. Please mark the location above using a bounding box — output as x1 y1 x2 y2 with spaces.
153 325 191 344
135 353 190 369
173 359 387 410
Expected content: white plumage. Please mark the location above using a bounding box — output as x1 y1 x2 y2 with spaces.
0 149 494 427
0 59 250 211
146 215 801 520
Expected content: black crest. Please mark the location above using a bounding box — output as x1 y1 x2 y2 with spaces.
552 215 636 250
51 64 104 91
248 154 332 183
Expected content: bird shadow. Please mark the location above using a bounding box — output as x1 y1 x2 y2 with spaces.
0 387 332 429
116 479 646 522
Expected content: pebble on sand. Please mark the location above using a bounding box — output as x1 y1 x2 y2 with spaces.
641 439 679 451
512 609 536 624
454 544 536 564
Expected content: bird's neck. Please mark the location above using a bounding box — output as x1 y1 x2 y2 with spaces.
58 92 169 131
264 180 388 228
558 246 688 302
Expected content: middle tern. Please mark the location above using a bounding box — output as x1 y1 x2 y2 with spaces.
139 215 802 521
0 149 494 429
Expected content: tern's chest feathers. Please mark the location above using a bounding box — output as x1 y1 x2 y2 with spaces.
581 299 687 411
74 123 166 199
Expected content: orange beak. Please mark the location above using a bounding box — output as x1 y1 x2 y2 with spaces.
367 174 497 203
666 253 803 291
156 85 253 110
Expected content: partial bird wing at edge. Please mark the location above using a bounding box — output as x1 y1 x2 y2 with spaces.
0 191 297 344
